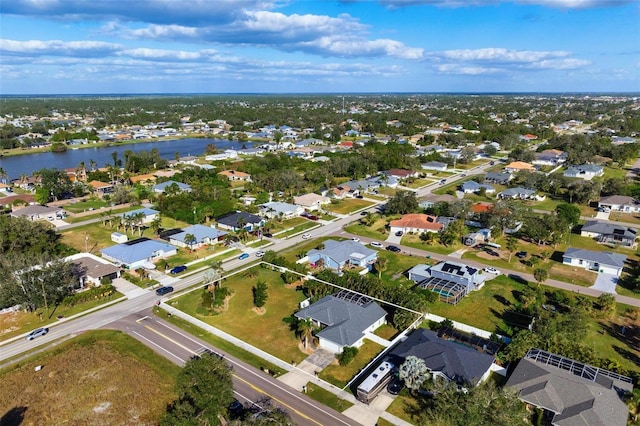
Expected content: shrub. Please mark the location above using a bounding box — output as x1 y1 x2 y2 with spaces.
338 346 358 366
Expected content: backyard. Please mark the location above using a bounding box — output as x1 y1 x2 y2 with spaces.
167 267 309 364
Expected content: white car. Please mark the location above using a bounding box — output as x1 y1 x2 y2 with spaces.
255 251 265 258
351 237 361 243
484 267 501 275
369 241 384 248
301 233 311 239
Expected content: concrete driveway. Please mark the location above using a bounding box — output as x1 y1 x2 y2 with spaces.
590 273 618 294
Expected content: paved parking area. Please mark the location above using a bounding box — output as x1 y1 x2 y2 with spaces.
590 273 618 294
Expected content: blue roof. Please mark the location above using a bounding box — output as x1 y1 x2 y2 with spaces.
170 224 227 243
153 180 191 192
119 208 159 218
101 239 176 265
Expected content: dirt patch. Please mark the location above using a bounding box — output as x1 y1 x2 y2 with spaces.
214 293 234 314
252 307 266 315
0 338 175 425
285 280 304 289
0 311 24 337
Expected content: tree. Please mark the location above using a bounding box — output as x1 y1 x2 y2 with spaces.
374 256 388 279
296 318 315 350
150 215 162 236
399 355 429 393
338 346 359 366
161 352 234 426
596 293 616 317
506 236 518 262
533 268 548 288
555 202 581 227
386 190 419 215
252 280 268 308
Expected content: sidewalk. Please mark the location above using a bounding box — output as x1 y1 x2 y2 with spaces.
160 302 413 426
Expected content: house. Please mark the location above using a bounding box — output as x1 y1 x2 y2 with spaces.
293 193 330 211
65 252 121 287
0 194 35 209
331 185 353 199
388 328 496 388
100 238 178 270
470 202 493 214
421 161 448 172
386 168 418 179
418 194 457 209
259 201 304 219
87 180 114 197
460 181 495 194
168 224 227 249
216 211 264 232
497 187 537 200
10 205 66 222
484 172 513 185
581 221 638 248
389 213 443 234
307 239 377 272
506 348 632 426
562 247 627 277
294 290 387 353
129 173 157 185
407 264 432 283
598 195 640 213
416 260 487 304
504 161 535 173
564 164 604 180
119 208 160 224
152 180 192 194
0 183 13 193
533 149 567 166
463 229 491 246
218 170 251 181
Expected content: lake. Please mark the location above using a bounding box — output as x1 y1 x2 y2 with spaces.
0 138 255 180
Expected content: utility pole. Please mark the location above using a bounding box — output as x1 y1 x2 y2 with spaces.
85 232 89 253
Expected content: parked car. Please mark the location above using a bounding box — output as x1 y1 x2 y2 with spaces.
301 233 311 239
395 230 403 237
460 173 467 177
356 195 364 199
360 211 368 216
169 265 187 274
307 215 319 221
255 251 265 258
387 377 405 395
515 251 528 259
155 286 174 296
490 161 496 165
238 253 250 260
351 237 361 243
386 245 401 252
369 241 384 248
263 233 273 238
484 267 501 275
26 327 49 341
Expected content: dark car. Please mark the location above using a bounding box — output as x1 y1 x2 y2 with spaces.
387 377 405 395
386 245 401 252
307 215 318 221
228 399 244 418
26 327 49 341
263 233 273 238
169 265 187 274
395 230 403 237
515 251 528 259
155 286 174 296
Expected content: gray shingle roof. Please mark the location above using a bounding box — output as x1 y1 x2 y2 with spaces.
170 224 227 244
582 221 637 240
307 239 376 265
388 329 495 386
294 294 386 347
101 239 176 265
216 211 262 227
564 247 627 268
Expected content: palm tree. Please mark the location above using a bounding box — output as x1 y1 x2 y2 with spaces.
134 212 146 236
0 167 7 184
374 257 388 279
150 215 162 236
209 260 224 288
296 318 315 350
184 233 197 252
533 268 548 288
89 158 97 172
506 236 518 262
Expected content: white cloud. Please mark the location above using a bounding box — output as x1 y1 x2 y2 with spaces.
434 48 571 63
435 63 503 74
302 36 424 59
120 48 202 61
0 39 121 56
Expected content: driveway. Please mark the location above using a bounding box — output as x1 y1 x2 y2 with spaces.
590 273 618 294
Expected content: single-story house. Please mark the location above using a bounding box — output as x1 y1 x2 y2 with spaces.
10 205 66 222
386 168 418 179
0 194 36 209
259 201 304 219
418 194 457 209
416 261 487 304
218 170 251 181
580 221 638 248
389 213 443 234
504 161 535 173
168 224 227 249
307 239 377 272
460 180 495 194
87 180 114 197
533 149 568 166
0 183 14 193
407 264 432 283
562 247 627 277
294 290 387 353
388 328 496 388
216 211 264 232
498 187 537 200
564 164 604 180
598 195 640 213
101 238 178 270
152 180 192 193
506 348 632 426
65 252 121 287
422 161 448 172
331 185 352 199
484 172 513 185
463 229 491 246
293 193 330 211
119 208 160 224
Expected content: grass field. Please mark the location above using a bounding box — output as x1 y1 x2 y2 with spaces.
319 339 384 389
385 394 417 425
168 267 309 364
325 199 375 215
304 382 353 412
0 330 179 425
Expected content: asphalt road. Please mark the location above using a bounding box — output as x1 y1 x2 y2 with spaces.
109 311 359 426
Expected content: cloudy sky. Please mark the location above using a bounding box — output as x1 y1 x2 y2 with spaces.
1 0 639 94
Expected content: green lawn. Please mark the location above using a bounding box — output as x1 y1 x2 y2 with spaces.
325 199 375 215
268 217 309 233
386 394 418 425
64 205 141 223
344 216 390 241
319 339 385 388
167 268 309 364
304 382 353 412
279 221 318 238
404 178 436 189
63 198 111 213
376 250 428 287
400 233 460 255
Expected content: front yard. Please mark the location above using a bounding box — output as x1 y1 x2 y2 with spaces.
319 339 385 388
325 198 375 215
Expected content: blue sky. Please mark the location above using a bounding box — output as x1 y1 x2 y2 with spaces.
1 0 639 94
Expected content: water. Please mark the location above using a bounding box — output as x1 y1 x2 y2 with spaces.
0 138 255 180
